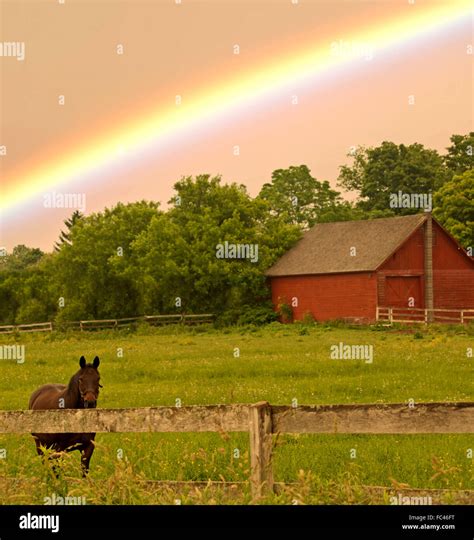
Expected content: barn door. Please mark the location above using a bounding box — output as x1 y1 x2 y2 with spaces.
384 276 423 308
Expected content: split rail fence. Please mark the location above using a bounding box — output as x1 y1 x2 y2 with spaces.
0 314 214 334
0 401 473 498
376 306 474 325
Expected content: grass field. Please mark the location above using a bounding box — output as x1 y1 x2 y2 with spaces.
0 321 473 504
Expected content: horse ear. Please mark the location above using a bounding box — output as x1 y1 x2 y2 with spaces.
93 356 100 368
79 356 86 369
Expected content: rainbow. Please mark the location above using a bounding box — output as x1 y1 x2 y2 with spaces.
1 1 472 214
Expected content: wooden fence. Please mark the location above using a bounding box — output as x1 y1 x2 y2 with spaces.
0 314 214 334
0 322 53 334
0 401 473 498
376 306 474 325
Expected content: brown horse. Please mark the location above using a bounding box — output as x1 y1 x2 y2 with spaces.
29 355 102 476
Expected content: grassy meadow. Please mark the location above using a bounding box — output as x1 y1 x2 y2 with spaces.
0 321 473 504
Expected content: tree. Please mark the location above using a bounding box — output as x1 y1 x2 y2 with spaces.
0 252 56 325
258 165 352 228
131 175 300 318
338 142 449 214
433 170 474 249
52 201 160 319
444 132 474 176
0 176 303 325
0 245 44 272
54 210 84 251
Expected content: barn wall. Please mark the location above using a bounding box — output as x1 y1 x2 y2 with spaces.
377 228 425 308
270 272 377 322
379 227 425 273
377 221 474 309
431 221 474 308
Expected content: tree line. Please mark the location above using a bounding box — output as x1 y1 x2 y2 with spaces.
0 133 472 326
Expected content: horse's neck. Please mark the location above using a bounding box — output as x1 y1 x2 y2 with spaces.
64 373 82 408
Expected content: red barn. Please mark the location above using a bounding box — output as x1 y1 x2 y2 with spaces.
266 214 474 323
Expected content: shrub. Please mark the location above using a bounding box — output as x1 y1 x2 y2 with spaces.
277 299 293 323
237 304 278 326
54 299 91 323
302 311 316 325
15 299 48 324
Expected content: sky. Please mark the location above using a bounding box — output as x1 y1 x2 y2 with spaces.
0 0 472 251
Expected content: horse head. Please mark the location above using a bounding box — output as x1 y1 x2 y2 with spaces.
78 356 102 409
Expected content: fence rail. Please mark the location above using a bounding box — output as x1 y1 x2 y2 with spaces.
0 401 472 497
0 314 214 334
376 306 474 325
0 322 53 334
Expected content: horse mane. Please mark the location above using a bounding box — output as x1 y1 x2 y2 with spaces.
66 370 82 407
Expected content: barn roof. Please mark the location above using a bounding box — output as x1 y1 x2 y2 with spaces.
266 213 428 277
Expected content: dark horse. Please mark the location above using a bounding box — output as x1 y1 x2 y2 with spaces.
29 356 102 476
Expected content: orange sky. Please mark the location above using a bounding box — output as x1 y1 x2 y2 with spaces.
0 0 472 251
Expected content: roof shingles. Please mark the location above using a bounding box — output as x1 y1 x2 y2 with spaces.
266 214 427 277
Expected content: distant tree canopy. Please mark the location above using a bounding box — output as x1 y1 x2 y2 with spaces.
0 178 300 324
337 142 449 214
127 175 300 317
0 245 44 272
54 210 83 251
444 132 474 176
433 169 474 249
1 133 471 325
258 165 350 228
337 136 472 247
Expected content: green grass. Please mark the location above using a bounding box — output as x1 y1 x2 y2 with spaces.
0 322 473 504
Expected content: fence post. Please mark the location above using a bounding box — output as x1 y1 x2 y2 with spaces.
389 308 393 324
249 401 274 498
461 310 464 324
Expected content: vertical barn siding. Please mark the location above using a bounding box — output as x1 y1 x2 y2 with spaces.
270 273 377 322
431 222 474 308
377 228 425 307
377 221 473 309
378 228 425 273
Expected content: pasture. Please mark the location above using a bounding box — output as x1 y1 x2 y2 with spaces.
0 322 473 504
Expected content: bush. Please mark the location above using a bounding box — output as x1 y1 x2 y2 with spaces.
302 311 316 325
277 299 293 323
15 299 48 324
214 310 240 328
54 299 91 323
237 304 278 326
214 303 278 327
